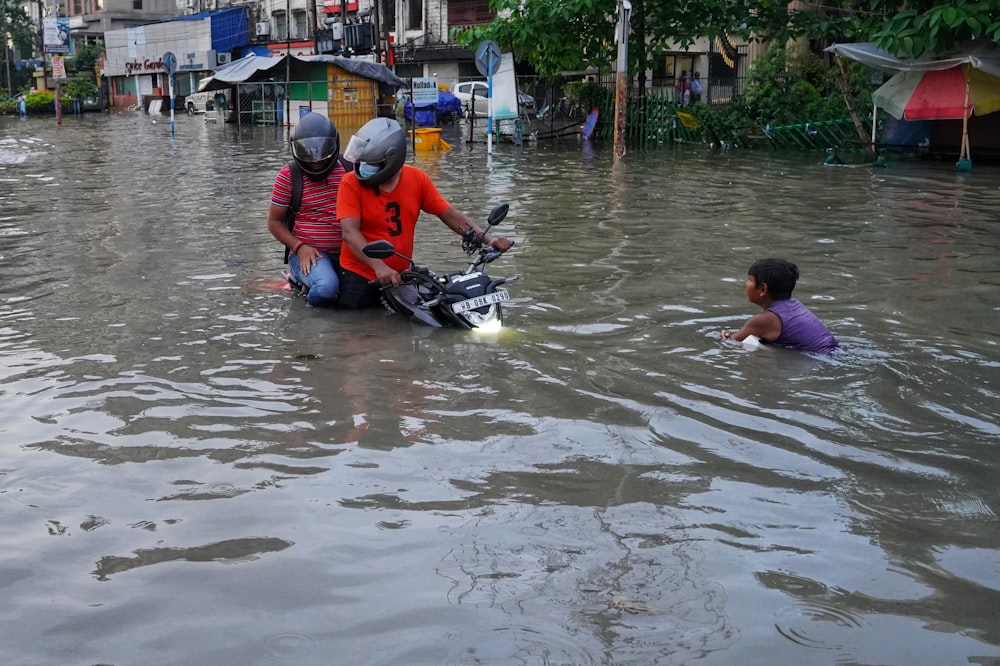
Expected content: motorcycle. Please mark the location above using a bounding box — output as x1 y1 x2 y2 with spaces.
362 203 519 330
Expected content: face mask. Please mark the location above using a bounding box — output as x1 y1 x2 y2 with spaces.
359 162 381 179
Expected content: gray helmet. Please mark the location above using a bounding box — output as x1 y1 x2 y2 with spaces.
290 112 340 181
343 118 407 188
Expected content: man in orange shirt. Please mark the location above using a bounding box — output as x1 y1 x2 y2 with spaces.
336 118 512 309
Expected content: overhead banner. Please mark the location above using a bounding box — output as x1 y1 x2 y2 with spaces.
44 17 71 54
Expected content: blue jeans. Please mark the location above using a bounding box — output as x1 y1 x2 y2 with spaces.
288 251 340 307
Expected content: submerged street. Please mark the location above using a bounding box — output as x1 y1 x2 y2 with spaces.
2 112 1000 664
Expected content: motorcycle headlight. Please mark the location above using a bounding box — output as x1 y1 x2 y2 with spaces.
463 306 502 330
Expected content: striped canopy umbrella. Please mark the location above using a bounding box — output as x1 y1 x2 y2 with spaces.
873 64 1000 120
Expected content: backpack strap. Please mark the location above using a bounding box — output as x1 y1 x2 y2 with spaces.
282 160 303 264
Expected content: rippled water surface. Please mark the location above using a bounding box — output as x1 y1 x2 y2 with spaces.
2 112 999 665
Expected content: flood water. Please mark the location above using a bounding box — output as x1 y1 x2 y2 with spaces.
2 111 1000 666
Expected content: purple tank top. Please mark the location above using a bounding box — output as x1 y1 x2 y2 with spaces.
767 299 838 353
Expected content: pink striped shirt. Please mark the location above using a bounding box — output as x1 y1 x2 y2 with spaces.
270 161 347 253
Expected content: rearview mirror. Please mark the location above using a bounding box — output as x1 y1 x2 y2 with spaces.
487 203 509 227
362 239 397 259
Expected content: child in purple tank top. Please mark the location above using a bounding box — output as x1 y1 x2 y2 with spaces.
720 258 837 353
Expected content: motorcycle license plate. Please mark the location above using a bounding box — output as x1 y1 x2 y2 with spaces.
452 289 510 314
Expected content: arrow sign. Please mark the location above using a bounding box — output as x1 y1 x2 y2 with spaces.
162 51 177 77
474 40 501 77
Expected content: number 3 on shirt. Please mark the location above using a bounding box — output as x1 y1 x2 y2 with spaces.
384 202 402 237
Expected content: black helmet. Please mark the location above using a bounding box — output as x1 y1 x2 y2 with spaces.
290 112 340 181
343 118 407 188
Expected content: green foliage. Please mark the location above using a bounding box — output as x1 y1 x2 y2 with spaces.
688 98 755 146
871 0 1000 57
0 90 80 115
566 81 612 112
455 0 752 78
740 1 871 48
2 61 34 98
0 0 35 51
26 91 57 113
739 45 860 126
66 43 105 73
673 45 877 144
453 0 616 77
455 0 997 80
742 0 999 59
16 90 72 113
63 75 99 100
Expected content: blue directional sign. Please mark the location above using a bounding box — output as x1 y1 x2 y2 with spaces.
474 40 501 77
162 51 177 76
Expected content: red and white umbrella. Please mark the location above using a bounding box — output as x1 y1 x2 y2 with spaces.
873 63 1000 166
873 64 1000 120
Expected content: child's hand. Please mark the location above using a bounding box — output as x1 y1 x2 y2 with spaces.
720 330 732 340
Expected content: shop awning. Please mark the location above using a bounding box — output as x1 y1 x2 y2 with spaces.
824 41 1000 77
197 53 406 91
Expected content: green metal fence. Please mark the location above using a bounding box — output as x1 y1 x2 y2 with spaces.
549 88 874 155
592 92 702 147
762 117 870 151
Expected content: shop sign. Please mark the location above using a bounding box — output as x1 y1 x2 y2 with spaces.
124 58 167 76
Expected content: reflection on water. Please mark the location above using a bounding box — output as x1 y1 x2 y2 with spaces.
1 113 999 665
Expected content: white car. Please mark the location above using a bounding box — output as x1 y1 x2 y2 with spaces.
451 80 536 117
185 89 231 115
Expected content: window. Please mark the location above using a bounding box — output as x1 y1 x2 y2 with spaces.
447 0 492 27
292 10 307 39
132 0 142 9
273 11 288 41
407 0 422 31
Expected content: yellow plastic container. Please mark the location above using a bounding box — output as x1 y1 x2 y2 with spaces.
409 128 451 152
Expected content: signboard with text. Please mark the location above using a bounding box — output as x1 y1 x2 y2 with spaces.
51 56 66 80
44 17 71 54
411 77 438 107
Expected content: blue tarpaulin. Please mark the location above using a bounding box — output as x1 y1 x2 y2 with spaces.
404 91 463 126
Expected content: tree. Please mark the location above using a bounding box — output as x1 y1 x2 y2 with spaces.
457 0 999 81
738 0 1000 58
870 0 1000 57
67 42 105 74
1 0 36 96
453 0 615 77
453 0 750 78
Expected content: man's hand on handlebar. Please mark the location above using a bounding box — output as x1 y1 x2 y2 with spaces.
486 236 513 252
373 262 401 287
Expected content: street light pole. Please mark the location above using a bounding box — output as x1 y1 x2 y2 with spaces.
612 0 631 163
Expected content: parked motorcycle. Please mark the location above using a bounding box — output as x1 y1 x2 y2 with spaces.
362 203 518 329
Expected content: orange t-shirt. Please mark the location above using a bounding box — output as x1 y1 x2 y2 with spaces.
338 165 451 280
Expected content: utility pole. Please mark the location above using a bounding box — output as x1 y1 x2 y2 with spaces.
284 0 290 124
308 0 317 49
49 0 62 125
372 0 382 65
2 0 12 98
612 0 631 163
